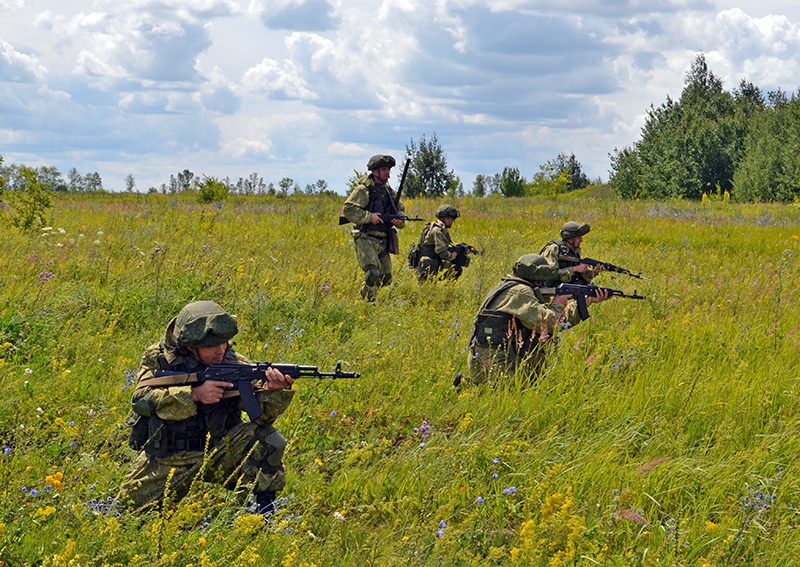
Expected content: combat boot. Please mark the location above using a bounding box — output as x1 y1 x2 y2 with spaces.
255 490 276 516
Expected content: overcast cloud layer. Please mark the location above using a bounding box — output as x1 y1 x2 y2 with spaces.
1 0 799 192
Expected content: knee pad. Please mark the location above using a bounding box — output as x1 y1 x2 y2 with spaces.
365 265 381 287
257 428 287 467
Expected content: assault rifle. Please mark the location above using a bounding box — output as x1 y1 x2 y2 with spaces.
557 255 645 281
337 213 424 225
448 242 481 267
539 283 645 321
142 362 360 422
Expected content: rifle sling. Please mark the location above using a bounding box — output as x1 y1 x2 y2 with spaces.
136 373 265 399
137 373 201 388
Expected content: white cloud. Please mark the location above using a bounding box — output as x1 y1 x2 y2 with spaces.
0 39 48 82
240 57 318 99
2 0 800 190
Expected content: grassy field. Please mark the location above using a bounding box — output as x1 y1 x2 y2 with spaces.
1 189 799 566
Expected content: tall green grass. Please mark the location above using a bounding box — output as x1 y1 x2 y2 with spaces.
1 190 799 566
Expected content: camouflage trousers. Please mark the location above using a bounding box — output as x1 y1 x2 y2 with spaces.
354 233 392 301
117 421 286 512
467 341 547 386
417 256 462 283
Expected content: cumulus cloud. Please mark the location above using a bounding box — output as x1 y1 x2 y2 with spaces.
2 0 800 190
0 39 48 82
240 57 318 100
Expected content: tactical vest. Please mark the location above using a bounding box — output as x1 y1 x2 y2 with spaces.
541 239 589 284
470 277 545 359
127 352 243 457
358 183 396 235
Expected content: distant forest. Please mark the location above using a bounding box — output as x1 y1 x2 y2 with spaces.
610 53 800 203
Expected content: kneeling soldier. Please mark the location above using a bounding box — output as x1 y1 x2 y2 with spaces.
118 301 294 515
416 204 465 281
467 254 610 384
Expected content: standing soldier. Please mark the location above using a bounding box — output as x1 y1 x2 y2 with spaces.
467 254 610 385
540 221 604 284
416 204 464 281
342 154 405 301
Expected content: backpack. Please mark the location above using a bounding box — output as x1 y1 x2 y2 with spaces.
407 222 432 268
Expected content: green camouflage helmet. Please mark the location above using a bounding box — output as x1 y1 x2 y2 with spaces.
367 154 396 170
435 204 460 219
174 300 238 348
513 254 558 283
560 221 590 240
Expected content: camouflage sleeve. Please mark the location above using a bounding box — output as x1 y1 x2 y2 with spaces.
515 290 565 335
540 242 574 282
256 389 295 422
432 225 453 259
494 286 562 336
131 344 198 421
342 184 373 225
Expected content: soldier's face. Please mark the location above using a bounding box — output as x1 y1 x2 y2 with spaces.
565 235 582 250
372 166 391 184
191 342 228 365
442 216 455 228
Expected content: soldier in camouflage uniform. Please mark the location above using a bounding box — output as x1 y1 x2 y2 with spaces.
539 221 604 284
416 204 462 282
118 301 294 515
467 254 610 385
342 154 406 301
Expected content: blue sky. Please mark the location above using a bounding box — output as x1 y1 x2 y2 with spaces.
1 0 799 193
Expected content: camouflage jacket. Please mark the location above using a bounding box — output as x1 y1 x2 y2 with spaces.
129 317 293 445
419 219 452 260
540 239 591 283
477 278 583 337
342 174 405 236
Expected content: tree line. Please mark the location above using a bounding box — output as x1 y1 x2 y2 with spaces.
1 133 596 208
610 53 800 202
345 132 595 198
